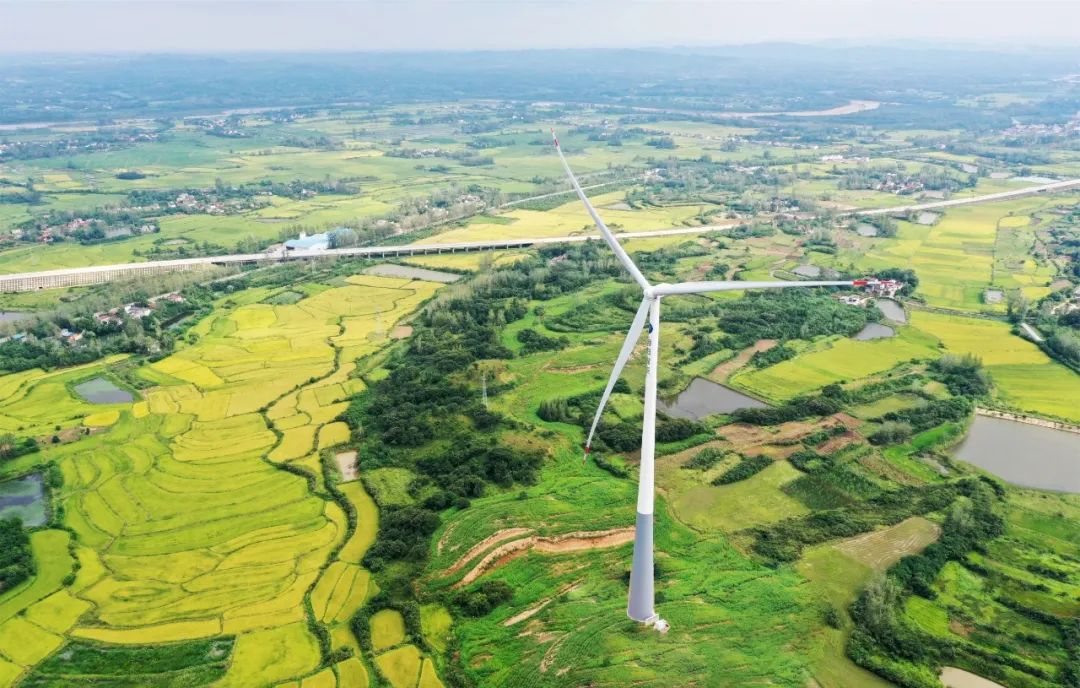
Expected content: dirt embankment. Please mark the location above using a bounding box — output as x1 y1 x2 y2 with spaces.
976 407 1080 435
454 528 634 588
445 528 534 575
710 339 777 382
503 582 582 627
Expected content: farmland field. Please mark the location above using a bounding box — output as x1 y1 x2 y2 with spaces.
2 51 1080 688
0 271 446 686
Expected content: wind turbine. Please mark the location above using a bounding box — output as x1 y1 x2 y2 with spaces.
553 131 859 632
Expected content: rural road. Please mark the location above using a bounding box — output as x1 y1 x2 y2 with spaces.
2 177 1078 292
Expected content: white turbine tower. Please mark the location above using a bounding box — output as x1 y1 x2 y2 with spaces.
553 131 858 632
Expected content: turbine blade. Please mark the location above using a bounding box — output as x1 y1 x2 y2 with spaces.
653 280 853 296
584 296 652 457
552 130 650 290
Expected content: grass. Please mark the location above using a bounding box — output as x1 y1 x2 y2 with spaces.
23 637 233 687
668 460 810 532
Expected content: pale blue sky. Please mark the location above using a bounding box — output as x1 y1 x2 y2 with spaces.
0 0 1077 53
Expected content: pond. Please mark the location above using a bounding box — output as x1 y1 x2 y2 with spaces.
876 298 907 324
658 377 766 420
74 377 133 404
0 311 27 323
364 264 460 284
954 415 1080 493
0 473 46 526
855 224 878 237
853 323 895 340
792 265 822 278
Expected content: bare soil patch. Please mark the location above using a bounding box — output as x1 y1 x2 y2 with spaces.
710 339 777 382
446 528 534 576
335 450 359 482
503 582 581 627
816 431 862 454
390 325 412 339
455 528 634 588
940 667 1006 688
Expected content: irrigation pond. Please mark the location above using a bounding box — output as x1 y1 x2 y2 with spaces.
0 473 46 526
659 377 766 420
954 415 1080 493
73 377 134 404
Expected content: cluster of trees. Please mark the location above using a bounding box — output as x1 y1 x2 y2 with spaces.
732 388 848 426
929 353 991 397
863 215 899 237
363 505 441 568
452 580 514 617
0 129 159 162
875 397 973 439
537 381 706 452
876 268 919 296
0 517 33 592
683 446 726 471
750 480 971 564
0 434 39 462
345 244 623 570
515 328 568 354
713 288 870 352
713 454 772 485
749 342 796 368
837 162 974 194
847 481 1018 688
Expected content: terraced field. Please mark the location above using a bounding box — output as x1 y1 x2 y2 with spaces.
0 273 445 686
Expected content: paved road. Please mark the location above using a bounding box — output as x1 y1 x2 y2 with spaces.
848 178 1080 217
3 177 1078 292
1020 322 1045 343
0 223 737 291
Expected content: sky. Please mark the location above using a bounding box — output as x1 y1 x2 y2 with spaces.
0 0 1078 53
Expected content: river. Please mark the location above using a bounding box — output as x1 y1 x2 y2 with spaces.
658 378 766 420
954 415 1080 492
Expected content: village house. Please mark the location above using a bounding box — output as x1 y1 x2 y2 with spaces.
124 304 153 319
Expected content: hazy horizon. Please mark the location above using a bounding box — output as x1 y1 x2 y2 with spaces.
1 0 1079 54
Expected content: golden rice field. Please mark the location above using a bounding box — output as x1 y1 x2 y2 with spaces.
851 196 1073 311
418 191 708 245
910 311 1080 422
735 308 1080 423
0 274 446 686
